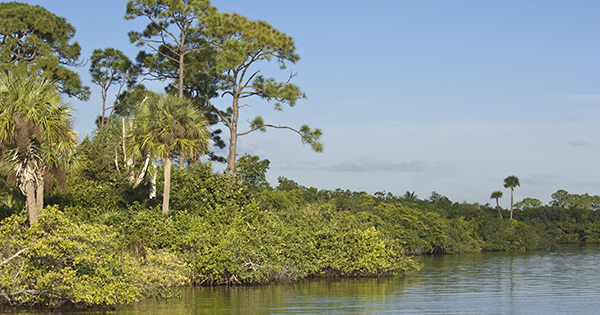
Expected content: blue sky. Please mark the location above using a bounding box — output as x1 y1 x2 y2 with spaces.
22 0 600 207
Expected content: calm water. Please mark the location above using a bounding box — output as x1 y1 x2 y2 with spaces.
4 245 600 315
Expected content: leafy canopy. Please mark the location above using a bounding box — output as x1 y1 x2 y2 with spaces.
0 2 89 100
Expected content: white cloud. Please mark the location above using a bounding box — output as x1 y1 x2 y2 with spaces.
564 94 600 101
522 174 556 186
237 139 261 154
330 157 429 172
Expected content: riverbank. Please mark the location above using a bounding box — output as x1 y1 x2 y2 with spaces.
1 165 599 307
5 245 600 314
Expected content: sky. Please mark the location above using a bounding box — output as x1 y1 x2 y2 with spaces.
20 0 600 208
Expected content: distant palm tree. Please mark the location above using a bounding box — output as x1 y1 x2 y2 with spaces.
503 175 520 219
0 73 77 223
130 94 209 215
490 191 504 219
404 191 418 201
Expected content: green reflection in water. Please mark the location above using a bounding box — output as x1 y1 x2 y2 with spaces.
120 277 410 315
3 245 600 315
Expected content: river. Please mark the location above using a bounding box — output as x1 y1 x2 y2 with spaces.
3 245 600 314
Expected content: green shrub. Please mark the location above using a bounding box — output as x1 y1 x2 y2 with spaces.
0 207 189 307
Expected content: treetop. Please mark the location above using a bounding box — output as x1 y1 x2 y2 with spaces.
0 2 89 100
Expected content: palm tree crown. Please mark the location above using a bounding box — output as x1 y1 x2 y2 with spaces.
490 190 504 219
0 72 77 223
503 175 520 219
131 94 209 214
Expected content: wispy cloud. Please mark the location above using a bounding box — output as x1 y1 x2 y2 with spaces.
522 174 556 186
569 139 591 147
331 158 429 172
238 139 260 154
564 94 600 101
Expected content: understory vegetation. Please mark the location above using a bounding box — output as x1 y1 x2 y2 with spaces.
1 150 599 307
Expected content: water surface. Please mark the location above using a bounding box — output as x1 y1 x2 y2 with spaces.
4 245 600 314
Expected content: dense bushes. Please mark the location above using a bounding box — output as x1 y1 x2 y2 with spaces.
0 207 189 307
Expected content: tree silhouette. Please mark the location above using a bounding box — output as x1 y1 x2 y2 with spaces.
503 175 520 219
490 191 504 219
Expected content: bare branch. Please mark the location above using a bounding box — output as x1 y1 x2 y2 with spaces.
205 96 232 130
0 247 28 267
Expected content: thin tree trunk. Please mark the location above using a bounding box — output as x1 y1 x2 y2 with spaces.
35 174 44 212
177 42 185 170
495 199 503 219
162 157 171 215
149 163 157 199
114 147 120 174
178 36 185 99
226 131 237 176
100 87 108 128
226 86 240 176
510 188 514 219
178 154 184 168
134 153 151 188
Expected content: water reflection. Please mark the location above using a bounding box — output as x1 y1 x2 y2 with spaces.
3 245 600 315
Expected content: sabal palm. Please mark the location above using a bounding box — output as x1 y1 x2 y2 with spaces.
0 73 77 223
490 191 504 219
503 175 520 219
131 94 209 214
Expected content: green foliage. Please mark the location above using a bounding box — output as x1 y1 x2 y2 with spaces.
89 47 141 128
3 137 599 308
205 11 321 175
550 189 600 210
373 203 482 254
515 197 542 210
130 93 210 214
131 94 209 161
126 0 226 161
235 154 271 190
125 0 218 97
168 162 253 215
0 207 189 307
0 72 78 222
0 2 89 100
0 183 24 220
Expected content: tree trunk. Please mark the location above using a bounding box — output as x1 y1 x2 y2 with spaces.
226 130 237 176
134 153 151 188
495 199 503 219
149 163 157 199
177 39 185 170
510 188 514 219
178 154 185 168
178 35 185 98
35 172 44 212
226 83 240 176
162 157 171 215
25 179 37 223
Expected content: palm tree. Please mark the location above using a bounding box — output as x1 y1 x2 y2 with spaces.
503 175 520 219
490 191 504 219
130 94 209 215
0 73 77 223
403 191 418 201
